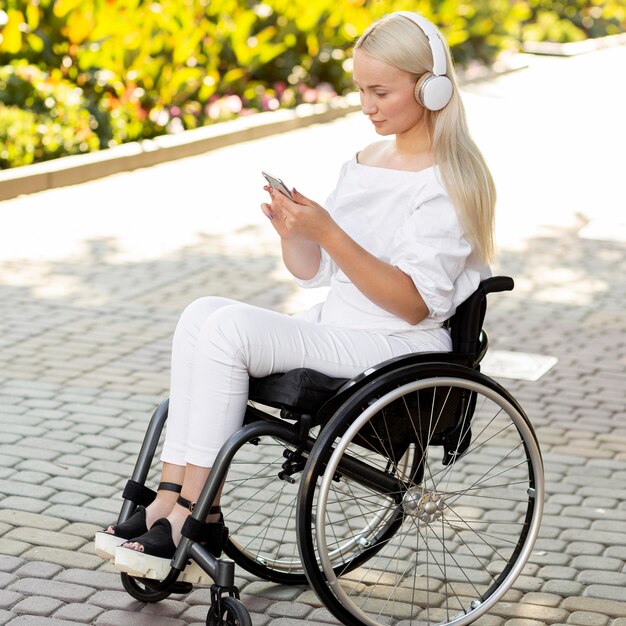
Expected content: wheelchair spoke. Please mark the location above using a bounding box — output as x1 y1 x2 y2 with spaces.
223 434 306 583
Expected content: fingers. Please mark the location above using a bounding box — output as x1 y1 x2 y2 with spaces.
261 202 272 219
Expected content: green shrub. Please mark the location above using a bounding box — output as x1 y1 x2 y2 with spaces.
0 64 100 168
1 1 624 168
517 0 626 43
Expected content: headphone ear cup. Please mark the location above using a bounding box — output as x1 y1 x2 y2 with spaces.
414 73 453 111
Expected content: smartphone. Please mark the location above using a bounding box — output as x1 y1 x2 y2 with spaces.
262 171 292 198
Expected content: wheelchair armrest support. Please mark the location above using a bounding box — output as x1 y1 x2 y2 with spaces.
481 276 514 294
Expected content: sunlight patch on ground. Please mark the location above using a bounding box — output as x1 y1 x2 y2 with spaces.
481 350 558 381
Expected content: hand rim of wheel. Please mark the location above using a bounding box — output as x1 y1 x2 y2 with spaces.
315 375 545 626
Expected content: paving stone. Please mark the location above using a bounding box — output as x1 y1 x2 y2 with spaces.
88 589 143 611
0 610 15 626
95 610 186 625
0 446 60 462
140 598 188 617
0 538 29 557
243 582 305 602
584 584 626 603
52 602 106 623
179 605 211 622
566 611 610 626
41 504 112 526
48 492 91 506
14 562 63 579
0 497 50 514
11 595 64 616
489 601 569 622
8 578 95 603
19 546 103 570
266 601 313 619
0 480 56 500
0 557 24 573
0 510 68 532
61 522 103 540
566 542 604 556
5 528 85 551
43 477 118 498
308 607 342 623
0 590 23 610
0 573 16 588
54 568 124 591
4 617 81 625
561 597 626 617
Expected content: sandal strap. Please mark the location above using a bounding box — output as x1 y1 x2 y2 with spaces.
122 480 183 507
158 481 182 493
176 495 220 515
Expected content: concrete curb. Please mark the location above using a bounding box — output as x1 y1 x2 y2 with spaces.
0 97 362 202
522 32 626 57
0 57 528 202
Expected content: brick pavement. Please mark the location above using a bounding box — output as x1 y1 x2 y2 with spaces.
0 45 625 625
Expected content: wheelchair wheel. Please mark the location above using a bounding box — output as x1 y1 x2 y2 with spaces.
121 572 172 603
298 363 543 626
221 430 308 584
207 595 252 626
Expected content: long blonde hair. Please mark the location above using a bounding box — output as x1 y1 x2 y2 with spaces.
355 13 496 263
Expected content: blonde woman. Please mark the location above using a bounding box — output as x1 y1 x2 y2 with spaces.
96 10 495 577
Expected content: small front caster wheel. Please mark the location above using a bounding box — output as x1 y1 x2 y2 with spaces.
121 573 172 603
207 596 252 626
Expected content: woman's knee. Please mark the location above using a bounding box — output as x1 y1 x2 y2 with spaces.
175 296 237 339
198 303 267 353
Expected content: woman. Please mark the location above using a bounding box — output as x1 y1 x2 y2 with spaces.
96 10 495 576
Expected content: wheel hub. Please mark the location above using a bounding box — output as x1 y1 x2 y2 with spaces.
403 488 445 524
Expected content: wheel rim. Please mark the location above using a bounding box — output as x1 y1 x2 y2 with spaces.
311 376 543 626
222 433 306 581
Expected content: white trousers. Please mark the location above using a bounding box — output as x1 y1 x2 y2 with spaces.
161 297 451 468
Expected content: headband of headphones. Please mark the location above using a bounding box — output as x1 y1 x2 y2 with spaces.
393 11 453 111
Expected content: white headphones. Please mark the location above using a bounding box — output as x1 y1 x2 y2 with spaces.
394 11 453 111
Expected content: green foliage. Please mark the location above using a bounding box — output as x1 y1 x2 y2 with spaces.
517 0 626 43
0 63 100 168
0 0 624 168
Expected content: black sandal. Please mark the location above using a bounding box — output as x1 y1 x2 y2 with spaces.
114 500 227 580
94 481 181 560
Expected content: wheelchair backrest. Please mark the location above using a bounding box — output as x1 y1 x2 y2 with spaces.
449 276 514 357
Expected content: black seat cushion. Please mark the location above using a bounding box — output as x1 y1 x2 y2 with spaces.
249 368 348 413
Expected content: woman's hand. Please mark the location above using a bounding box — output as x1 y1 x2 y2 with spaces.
261 186 335 244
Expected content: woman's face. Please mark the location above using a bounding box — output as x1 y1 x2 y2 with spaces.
352 49 425 137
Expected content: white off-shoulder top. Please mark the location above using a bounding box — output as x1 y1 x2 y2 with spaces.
296 155 490 342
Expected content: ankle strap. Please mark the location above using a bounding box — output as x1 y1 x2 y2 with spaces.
158 482 182 493
177 495 221 515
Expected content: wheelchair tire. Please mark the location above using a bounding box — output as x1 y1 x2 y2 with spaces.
297 363 543 626
120 572 172 603
206 595 252 626
221 430 309 584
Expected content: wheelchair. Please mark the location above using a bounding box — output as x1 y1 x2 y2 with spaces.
108 275 544 626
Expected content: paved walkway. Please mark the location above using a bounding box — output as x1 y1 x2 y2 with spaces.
0 44 625 625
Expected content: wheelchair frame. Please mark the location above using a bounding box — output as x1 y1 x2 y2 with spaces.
109 276 544 626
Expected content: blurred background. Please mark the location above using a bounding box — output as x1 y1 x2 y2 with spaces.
1 0 625 170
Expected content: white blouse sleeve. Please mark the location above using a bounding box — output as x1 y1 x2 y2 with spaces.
391 195 473 320
294 247 337 288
